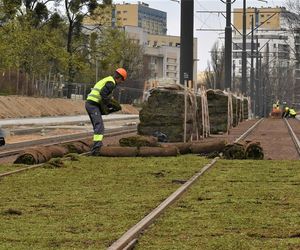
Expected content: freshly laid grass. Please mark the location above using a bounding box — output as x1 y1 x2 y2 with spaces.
0 164 28 174
0 155 209 250
137 160 300 249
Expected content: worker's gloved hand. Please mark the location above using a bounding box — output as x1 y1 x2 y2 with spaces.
99 99 121 115
107 99 122 114
99 103 110 115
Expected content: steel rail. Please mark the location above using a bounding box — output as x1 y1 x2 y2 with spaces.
0 126 137 159
108 158 219 250
0 128 137 178
284 118 300 157
233 118 264 143
108 119 267 249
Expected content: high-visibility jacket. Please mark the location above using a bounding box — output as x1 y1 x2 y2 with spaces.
289 108 297 116
87 76 116 104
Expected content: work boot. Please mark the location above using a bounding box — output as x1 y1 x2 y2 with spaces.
90 146 101 156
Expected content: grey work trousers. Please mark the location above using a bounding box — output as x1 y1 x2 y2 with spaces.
85 102 104 151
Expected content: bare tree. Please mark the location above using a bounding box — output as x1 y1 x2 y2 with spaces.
283 1 300 107
205 42 225 90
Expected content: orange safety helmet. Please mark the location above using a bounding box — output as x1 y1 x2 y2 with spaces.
116 68 127 81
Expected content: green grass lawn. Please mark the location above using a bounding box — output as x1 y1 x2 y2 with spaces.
0 155 209 250
2 157 300 250
0 163 27 174
137 160 300 250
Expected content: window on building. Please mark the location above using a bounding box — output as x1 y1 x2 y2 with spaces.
123 10 127 13
274 44 277 49
169 42 173 46
167 58 176 63
153 41 157 47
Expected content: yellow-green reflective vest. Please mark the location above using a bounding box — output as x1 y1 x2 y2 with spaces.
290 109 297 115
87 76 115 103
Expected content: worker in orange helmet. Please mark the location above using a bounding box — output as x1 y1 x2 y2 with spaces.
85 68 128 156
282 106 289 118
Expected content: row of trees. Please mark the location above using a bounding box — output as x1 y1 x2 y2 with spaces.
0 0 144 97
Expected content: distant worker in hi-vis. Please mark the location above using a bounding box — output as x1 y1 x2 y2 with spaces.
85 68 127 156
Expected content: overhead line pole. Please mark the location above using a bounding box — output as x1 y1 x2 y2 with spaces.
250 15 255 113
241 0 247 95
180 0 194 85
224 0 232 90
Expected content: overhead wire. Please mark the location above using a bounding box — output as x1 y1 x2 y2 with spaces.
194 0 227 45
194 0 215 30
194 0 227 65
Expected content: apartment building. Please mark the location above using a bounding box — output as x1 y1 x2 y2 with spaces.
83 2 197 85
124 25 197 84
83 2 166 35
233 7 294 77
116 2 167 35
232 7 300 107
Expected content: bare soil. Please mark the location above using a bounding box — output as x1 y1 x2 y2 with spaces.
0 96 139 119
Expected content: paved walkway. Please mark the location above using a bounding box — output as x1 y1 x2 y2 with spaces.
0 114 139 127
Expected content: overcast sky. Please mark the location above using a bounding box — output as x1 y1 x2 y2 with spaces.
114 0 287 71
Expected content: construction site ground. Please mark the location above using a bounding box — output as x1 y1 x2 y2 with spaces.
0 95 139 119
0 96 139 144
1 96 299 160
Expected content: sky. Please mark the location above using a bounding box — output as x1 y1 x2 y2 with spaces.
114 0 286 72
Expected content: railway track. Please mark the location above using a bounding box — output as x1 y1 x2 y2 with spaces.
0 126 137 178
1 117 300 249
284 118 300 156
108 117 300 249
0 126 137 160
236 118 300 160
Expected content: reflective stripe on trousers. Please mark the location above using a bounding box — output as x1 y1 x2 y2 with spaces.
93 134 103 142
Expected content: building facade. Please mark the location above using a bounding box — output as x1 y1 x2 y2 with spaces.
116 2 167 35
83 2 197 89
232 7 300 108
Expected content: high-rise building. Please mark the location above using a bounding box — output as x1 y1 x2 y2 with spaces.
232 7 300 108
124 25 197 84
84 2 167 35
116 2 167 35
83 2 197 92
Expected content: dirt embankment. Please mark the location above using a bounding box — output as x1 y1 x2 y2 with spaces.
0 96 138 119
